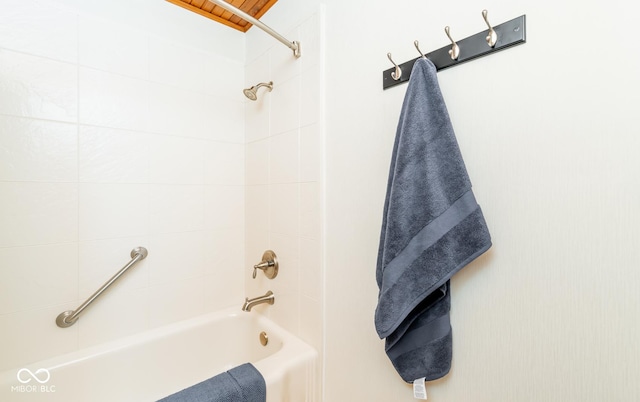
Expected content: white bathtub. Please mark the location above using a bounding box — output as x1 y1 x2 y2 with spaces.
0 308 317 402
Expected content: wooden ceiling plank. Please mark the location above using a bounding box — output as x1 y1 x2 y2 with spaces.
240 0 261 16
219 0 246 21
166 0 278 32
252 0 278 20
212 5 227 17
166 0 245 31
229 15 245 25
227 0 258 26
201 1 215 12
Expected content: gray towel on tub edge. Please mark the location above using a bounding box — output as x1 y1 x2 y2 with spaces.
375 58 491 382
157 363 266 402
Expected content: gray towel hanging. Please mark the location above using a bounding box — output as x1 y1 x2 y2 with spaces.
375 57 492 382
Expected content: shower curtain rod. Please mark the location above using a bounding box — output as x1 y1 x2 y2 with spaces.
208 0 301 58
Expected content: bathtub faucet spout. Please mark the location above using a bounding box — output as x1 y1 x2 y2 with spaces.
242 291 275 312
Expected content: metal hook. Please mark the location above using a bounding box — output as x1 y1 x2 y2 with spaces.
482 9 498 48
387 52 402 80
444 26 460 60
414 40 427 59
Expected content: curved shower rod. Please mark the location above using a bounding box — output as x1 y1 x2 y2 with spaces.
208 0 301 58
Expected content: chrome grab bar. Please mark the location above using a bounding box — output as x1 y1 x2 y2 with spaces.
56 247 148 328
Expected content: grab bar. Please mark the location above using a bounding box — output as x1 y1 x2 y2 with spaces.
56 247 148 328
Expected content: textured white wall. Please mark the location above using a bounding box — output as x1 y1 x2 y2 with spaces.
323 0 640 401
0 0 245 371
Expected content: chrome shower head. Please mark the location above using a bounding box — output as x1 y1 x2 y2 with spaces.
243 81 273 101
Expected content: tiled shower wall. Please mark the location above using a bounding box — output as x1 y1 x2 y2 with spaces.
244 8 324 355
0 1 245 371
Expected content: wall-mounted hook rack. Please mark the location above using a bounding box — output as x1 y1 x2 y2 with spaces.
383 14 526 90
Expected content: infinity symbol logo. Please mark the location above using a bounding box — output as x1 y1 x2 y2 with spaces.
17 368 50 384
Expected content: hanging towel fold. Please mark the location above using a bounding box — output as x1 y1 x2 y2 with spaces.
157 363 266 402
375 58 491 382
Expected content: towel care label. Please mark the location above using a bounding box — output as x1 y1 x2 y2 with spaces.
413 378 427 400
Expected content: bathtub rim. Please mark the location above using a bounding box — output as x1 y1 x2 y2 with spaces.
0 306 317 390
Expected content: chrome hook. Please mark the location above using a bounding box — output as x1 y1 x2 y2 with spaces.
414 40 427 59
482 9 498 48
387 52 402 80
444 26 460 60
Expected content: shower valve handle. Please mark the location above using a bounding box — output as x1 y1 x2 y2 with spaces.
252 250 279 279
252 261 272 278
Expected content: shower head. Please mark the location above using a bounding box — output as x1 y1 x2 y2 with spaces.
243 81 273 101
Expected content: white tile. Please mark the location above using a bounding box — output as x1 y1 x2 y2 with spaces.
270 76 300 135
78 286 149 349
269 129 299 184
245 52 271 142
245 49 270 89
300 66 321 127
0 182 78 247
205 185 245 230
79 67 148 131
300 124 321 182
245 185 270 235
245 185 270 275
300 182 321 239
300 238 322 300
204 270 242 311
0 1 78 63
269 233 300 292
0 49 78 122
79 15 148 79
149 184 204 234
149 134 205 185
0 304 79 371
79 126 150 183
245 22 274 64
268 288 300 333
0 243 78 315
204 141 245 185
299 296 323 352
299 12 322 73
245 95 270 142
245 139 269 186
149 37 206 92
205 227 244 271
0 116 77 182
204 54 244 102
148 231 205 285
148 83 209 138
269 183 300 237
148 278 204 328
204 229 244 310
205 227 244 310
206 96 245 143
79 183 150 241
78 236 150 297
